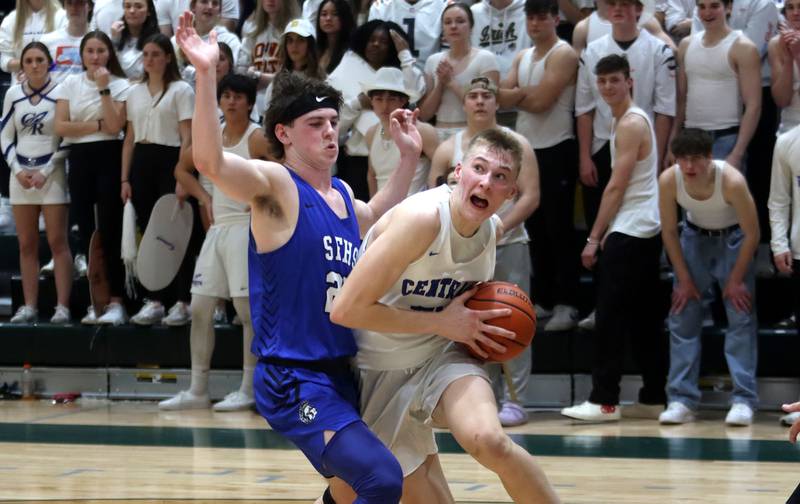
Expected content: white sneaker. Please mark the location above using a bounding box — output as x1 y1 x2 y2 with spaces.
163 301 191 326
578 310 596 330
81 306 98 325
97 302 128 326
0 198 14 231
213 391 255 412
10 305 37 323
74 254 87 277
130 300 164 326
561 401 620 422
725 403 754 426
544 305 578 331
534 304 553 319
213 305 227 324
158 390 211 411
50 305 70 324
781 411 800 426
40 259 54 276
659 402 696 424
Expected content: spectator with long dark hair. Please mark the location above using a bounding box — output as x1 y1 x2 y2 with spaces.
110 0 160 79
174 0 241 88
315 0 355 74
328 19 424 201
121 33 195 326
1 42 72 324
54 30 130 325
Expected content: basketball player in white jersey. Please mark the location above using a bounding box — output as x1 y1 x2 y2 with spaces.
500 0 580 333
658 128 759 426
562 54 667 422
331 128 558 504
368 0 448 68
430 77 539 427
672 0 761 169
160 74 269 412
571 0 674 52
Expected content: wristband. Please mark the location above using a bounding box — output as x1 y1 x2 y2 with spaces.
98 88 111 96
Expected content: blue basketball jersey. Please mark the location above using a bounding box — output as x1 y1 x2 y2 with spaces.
249 169 361 361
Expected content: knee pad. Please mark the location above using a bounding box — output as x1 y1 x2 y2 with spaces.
321 421 403 504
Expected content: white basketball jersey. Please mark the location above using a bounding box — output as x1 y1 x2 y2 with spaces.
355 185 497 371
214 123 258 226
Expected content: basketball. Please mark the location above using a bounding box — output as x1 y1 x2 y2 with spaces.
464 281 537 362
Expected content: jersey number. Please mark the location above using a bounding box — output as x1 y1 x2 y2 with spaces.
402 18 419 57
324 271 347 313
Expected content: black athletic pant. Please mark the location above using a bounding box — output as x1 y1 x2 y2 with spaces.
129 143 194 305
68 140 125 298
528 138 579 308
590 232 668 406
746 86 778 244
581 141 613 231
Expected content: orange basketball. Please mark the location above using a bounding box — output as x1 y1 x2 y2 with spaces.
464 281 537 362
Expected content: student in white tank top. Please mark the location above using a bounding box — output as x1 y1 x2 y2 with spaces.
161 74 270 413
673 0 762 168
362 67 439 197
768 0 800 134
658 128 759 426
331 128 559 504
564 54 667 423
500 0 580 334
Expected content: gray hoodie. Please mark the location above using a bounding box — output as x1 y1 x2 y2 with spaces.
470 0 532 76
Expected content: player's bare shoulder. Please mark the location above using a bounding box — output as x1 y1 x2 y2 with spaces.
250 159 297 218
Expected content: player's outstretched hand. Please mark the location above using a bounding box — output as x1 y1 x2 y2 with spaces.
436 287 515 359
783 402 800 443
175 11 218 73
389 108 422 158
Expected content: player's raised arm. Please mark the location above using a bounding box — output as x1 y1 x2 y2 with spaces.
352 108 422 236
175 11 273 204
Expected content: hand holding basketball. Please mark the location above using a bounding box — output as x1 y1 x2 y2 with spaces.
437 286 516 360
464 282 537 362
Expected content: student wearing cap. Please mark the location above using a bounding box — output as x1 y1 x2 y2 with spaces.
262 18 325 117
364 66 439 197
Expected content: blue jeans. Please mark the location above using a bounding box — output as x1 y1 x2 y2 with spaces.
710 131 747 173
666 225 758 410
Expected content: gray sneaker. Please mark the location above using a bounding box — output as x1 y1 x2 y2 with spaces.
163 302 191 326
544 305 578 331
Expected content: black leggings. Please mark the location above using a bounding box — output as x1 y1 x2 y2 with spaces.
68 140 125 298
129 143 194 304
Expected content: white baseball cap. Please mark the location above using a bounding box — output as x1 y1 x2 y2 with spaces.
283 18 315 39
360 66 420 103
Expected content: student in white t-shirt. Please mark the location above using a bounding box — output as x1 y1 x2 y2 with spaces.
418 2 500 140
173 0 241 88
237 0 299 115
156 0 240 35
0 0 66 78
121 33 195 327
111 0 161 80
40 0 91 84
54 31 131 325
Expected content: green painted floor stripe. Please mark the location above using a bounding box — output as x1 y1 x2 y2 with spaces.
1 423 799 463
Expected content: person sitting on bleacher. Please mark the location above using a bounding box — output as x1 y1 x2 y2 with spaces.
658 128 760 426
1 42 72 324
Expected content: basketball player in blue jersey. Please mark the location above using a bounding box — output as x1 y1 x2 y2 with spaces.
175 11 423 504
331 129 560 503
